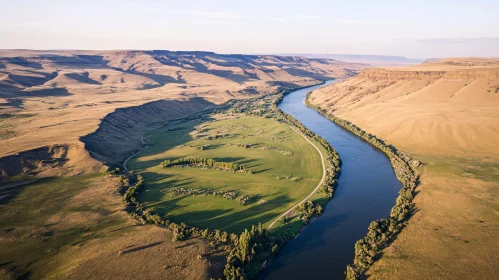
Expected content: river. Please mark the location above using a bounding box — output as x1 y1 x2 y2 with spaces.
258 80 402 279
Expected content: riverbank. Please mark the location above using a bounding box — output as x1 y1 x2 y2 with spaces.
304 92 419 279
306 61 499 279
259 81 402 280
267 127 327 230
119 83 342 279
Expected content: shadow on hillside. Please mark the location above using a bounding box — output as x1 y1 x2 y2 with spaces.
0 57 43 69
120 242 163 255
151 51 254 84
156 193 293 233
65 72 102 85
81 97 218 166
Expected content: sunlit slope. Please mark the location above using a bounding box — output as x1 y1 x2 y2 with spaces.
309 58 499 158
308 58 499 279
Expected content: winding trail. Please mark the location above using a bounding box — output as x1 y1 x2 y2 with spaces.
123 137 149 173
268 127 326 229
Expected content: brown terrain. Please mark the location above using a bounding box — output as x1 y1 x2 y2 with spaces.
0 50 364 279
308 57 499 279
0 49 363 174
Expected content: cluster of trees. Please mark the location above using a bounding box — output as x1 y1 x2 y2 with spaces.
235 143 252 148
305 92 419 280
259 145 293 156
168 187 253 206
102 167 121 175
123 174 144 205
278 150 293 156
276 175 302 181
236 195 252 205
161 157 250 173
319 173 338 198
223 191 238 200
198 133 232 140
298 201 323 225
276 175 292 180
227 94 277 118
278 216 289 224
224 224 285 279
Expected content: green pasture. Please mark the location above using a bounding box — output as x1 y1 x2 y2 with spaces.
128 114 323 233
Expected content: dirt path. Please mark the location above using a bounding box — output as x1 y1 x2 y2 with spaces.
268 127 326 229
122 137 149 173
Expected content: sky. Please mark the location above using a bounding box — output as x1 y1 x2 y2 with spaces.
1 0 499 59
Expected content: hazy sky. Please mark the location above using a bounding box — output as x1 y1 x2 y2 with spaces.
1 0 499 58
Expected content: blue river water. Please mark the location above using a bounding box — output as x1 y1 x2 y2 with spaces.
258 81 402 279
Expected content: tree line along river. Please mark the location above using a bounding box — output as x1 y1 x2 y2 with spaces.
258 80 402 280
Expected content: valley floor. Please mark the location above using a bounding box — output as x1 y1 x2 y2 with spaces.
127 114 323 233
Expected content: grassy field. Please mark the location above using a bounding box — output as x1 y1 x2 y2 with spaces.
0 175 126 278
128 114 323 233
366 155 499 279
0 174 226 280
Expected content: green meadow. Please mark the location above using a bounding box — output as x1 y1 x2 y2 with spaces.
128 114 323 233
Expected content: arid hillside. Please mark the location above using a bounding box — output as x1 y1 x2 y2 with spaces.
309 57 499 158
308 58 499 279
0 50 364 179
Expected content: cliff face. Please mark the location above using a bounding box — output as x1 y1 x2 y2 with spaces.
308 59 499 158
358 68 499 80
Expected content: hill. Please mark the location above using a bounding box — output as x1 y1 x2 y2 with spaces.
308 58 499 279
281 53 424 66
0 50 363 175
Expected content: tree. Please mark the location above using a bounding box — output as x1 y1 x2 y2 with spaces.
238 229 253 264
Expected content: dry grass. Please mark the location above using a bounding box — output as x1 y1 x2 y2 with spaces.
0 50 363 159
367 156 499 279
0 174 226 280
309 58 499 279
